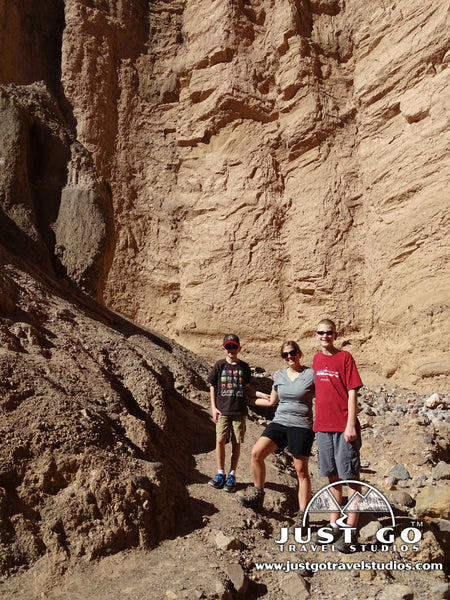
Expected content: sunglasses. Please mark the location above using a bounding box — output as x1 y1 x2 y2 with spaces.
223 342 239 350
316 330 334 336
281 349 299 359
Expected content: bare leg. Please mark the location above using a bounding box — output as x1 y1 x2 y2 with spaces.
328 473 342 525
346 480 361 527
292 455 311 511
230 442 241 472
216 438 226 471
251 436 278 488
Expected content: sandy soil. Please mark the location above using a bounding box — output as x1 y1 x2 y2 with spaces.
1 393 447 600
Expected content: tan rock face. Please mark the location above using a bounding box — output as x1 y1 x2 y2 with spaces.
0 244 211 577
0 2 449 586
1 0 449 390
0 79 114 297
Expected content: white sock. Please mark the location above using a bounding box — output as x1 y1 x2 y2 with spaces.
229 470 235 476
218 470 225 475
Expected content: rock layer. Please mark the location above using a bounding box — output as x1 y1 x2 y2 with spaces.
0 1 449 589
1 0 449 390
0 244 210 578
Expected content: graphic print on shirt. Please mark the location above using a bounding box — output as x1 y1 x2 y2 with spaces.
220 366 245 397
316 366 340 381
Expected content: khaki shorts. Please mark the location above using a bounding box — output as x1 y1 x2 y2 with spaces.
216 415 246 443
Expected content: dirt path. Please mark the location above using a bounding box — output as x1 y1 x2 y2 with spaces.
0 405 447 600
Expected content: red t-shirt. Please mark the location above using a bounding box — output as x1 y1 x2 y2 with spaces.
312 350 363 432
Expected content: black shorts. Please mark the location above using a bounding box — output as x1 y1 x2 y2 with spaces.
262 422 315 457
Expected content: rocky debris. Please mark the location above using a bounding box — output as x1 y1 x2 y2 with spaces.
433 462 450 482
215 531 244 552
379 584 414 600
0 351 448 599
0 246 211 581
386 490 415 510
359 520 382 541
401 530 445 565
426 394 448 409
431 582 450 599
279 573 310 600
358 385 450 480
384 476 398 490
223 562 249 597
415 486 450 521
390 464 411 481
433 519 450 552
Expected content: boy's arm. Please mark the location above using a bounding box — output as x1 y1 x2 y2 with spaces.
210 385 222 423
244 382 256 403
344 388 358 442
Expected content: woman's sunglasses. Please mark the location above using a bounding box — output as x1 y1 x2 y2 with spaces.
281 350 299 359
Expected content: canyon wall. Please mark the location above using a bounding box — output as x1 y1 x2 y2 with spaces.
1 0 449 391
0 0 448 582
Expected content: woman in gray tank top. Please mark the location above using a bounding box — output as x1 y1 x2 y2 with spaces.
237 341 315 527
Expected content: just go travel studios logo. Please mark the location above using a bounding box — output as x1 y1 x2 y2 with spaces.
275 480 423 554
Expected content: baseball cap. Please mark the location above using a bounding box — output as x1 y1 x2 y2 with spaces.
223 334 240 346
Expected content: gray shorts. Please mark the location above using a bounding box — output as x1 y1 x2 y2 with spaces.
316 431 361 478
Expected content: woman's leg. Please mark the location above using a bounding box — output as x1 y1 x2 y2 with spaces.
251 436 278 488
292 455 311 511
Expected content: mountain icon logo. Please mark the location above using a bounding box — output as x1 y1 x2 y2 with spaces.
301 480 395 528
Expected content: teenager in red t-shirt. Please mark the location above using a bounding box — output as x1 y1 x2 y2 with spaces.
312 319 363 553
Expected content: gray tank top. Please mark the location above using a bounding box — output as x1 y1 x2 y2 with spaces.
272 367 315 428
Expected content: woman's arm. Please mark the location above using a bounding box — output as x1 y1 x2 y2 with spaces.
251 389 279 408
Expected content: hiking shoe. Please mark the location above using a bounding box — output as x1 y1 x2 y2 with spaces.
224 473 236 493
236 487 264 510
334 530 358 553
311 526 342 544
289 509 309 533
208 473 225 489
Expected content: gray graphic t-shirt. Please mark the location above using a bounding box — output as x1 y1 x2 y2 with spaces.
272 367 315 428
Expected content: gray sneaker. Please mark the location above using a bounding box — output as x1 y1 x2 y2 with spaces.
334 530 358 553
236 487 264 510
289 509 309 533
311 526 343 544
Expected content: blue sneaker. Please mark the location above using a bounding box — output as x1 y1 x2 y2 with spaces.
224 473 236 493
208 473 225 489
